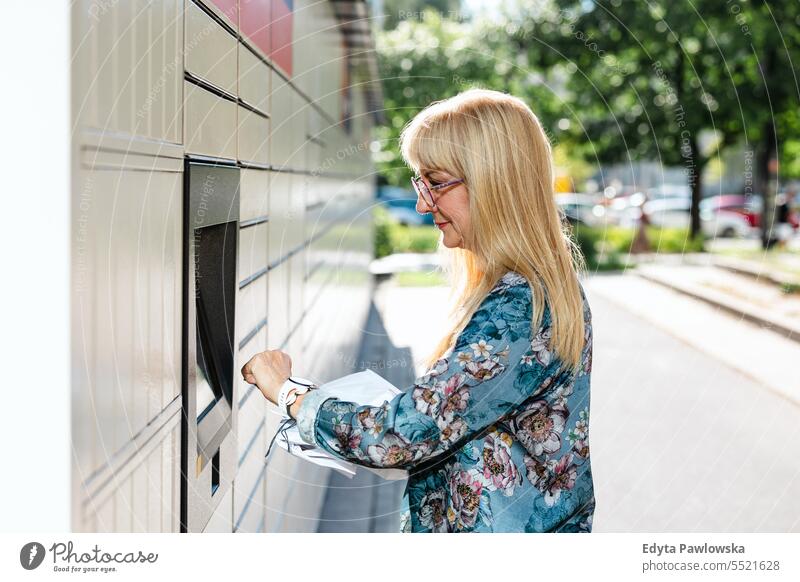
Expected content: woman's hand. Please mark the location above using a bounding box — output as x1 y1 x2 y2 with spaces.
240 349 292 405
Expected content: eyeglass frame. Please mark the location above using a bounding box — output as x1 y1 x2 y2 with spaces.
411 175 464 208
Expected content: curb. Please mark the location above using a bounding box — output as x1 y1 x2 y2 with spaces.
635 267 800 345
707 255 800 289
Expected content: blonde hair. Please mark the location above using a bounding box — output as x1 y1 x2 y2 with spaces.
399 88 587 372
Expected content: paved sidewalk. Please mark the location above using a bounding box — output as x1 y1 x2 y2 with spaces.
635 262 800 344
315 277 414 533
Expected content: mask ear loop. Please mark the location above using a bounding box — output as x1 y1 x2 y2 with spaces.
264 416 296 461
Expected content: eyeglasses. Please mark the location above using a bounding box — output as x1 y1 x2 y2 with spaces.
411 175 464 208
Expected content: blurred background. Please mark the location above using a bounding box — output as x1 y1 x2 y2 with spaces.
47 0 800 535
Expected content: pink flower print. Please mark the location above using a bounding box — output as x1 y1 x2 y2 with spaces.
356 408 384 437
479 432 522 496
412 385 441 417
511 400 568 457
543 453 578 507
439 376 469 420
572 439 590 459
447 469 483 530
523 454 550 490
418 489 448 532
367 432 414 467
333 423 362 455
464 357 505 381
530 327 553 366
436 415 467 445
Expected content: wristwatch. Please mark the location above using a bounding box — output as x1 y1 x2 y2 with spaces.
277 377 318 417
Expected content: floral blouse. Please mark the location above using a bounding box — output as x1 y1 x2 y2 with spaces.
296 270 595 533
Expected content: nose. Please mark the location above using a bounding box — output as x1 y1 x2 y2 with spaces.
416 195 436 214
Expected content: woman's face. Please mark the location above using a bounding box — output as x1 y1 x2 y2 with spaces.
415 169 471 249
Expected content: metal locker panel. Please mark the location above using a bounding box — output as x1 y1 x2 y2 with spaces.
238 221 268 284
184 81 237 159
233 427 266 531
185 0 238 95
264 447 294 532
171 423 181 533
238 43 270 114
236 275 267 350
200 0 239 30
239 168 269 222
164 0 184 144
288 91 307 171
162 172 182 410
161 427 174 532
132 0 152 137
91 0 122 131
203 485 234 532
114 477 134 532
95 494 115 533
131 459 149 532
134 0 183 143
146 435 163 532
267 261 290 350
237 106 270 165
112 0 136 134
269 71 293 169
267 171 291 266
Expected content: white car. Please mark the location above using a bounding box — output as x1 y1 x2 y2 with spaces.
640 198 755 238
555 193 607 227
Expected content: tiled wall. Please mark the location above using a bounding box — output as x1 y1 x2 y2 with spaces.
72 0 376 533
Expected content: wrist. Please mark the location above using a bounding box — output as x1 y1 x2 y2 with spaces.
288 393 306 419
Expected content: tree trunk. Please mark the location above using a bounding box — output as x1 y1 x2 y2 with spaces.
687 137 704 241
758 121 778 250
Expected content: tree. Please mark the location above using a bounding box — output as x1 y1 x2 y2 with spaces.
375 9 559 186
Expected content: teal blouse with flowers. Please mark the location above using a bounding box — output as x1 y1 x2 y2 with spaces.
296 271 595 533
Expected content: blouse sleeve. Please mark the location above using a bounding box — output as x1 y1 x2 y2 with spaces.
294 279 568 470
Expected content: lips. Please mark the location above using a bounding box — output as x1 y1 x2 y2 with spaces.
435 221 450 229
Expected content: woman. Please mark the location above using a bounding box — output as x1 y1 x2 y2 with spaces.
242 88 595 533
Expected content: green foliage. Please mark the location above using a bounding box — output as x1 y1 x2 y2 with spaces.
374 10 561 187
373 206 440 258
374 206 394 259
571 224 705 271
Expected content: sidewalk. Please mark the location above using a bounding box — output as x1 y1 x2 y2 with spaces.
315 276 414 533
629 254 800 344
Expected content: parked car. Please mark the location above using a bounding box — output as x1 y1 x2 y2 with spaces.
555 193 607 227
645 184 691 202
640 197 755 239
380 197 434 226
699 195 762 236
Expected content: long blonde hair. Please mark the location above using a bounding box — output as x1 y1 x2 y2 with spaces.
399 88 587 372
